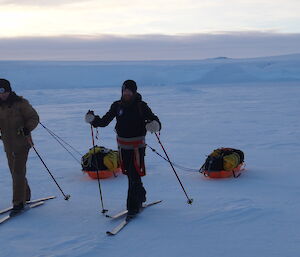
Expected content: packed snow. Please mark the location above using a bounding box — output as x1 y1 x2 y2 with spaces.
0 54 300 257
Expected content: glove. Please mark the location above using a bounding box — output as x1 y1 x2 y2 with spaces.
17 127 30 137
146 120 160 133
85 110 95 124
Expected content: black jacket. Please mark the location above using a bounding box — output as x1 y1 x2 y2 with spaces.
92 93 161 138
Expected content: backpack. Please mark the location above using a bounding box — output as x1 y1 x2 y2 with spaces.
200 148 245 178
81 146 120 179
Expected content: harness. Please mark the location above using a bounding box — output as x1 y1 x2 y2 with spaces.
117 136 146 176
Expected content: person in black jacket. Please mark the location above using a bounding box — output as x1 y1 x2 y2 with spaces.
85 80 161 220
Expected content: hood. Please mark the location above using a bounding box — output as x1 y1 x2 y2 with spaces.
0 92 23 107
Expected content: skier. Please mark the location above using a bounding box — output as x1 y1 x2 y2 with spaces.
85 80 161 220
0 79 39 216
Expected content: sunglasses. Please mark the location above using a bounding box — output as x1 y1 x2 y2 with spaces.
0 88 6 94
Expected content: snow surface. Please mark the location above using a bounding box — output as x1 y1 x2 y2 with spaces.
0 54 300 257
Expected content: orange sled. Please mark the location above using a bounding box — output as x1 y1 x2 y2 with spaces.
202 163 245 178
84 168 121 179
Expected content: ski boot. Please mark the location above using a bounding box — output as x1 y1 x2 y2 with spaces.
9 203 25 217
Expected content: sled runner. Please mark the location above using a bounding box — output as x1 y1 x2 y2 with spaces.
85 168 122 179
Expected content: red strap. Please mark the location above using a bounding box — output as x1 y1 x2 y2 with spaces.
117 138 144 147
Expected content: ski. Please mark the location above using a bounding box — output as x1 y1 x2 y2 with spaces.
105 209 128 219
106 200 162 236
106 219 129 235
0 195 56 215
105 200 162 219
0 201 45 225
28 195 56 204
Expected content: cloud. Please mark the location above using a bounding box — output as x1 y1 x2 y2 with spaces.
0 32 299 61
1 0 299 37
0 0 87 6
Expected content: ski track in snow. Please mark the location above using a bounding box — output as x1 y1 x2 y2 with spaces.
0 58 300 257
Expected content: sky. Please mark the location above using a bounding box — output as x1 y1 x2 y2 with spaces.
0 0 299 60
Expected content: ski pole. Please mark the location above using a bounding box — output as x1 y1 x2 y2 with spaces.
154 133 193 204
30 141 71 200
90 125 108 214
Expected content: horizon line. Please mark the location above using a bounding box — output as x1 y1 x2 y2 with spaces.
0 52 300 62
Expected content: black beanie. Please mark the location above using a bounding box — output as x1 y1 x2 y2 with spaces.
122 80 137 94
0 79 12 93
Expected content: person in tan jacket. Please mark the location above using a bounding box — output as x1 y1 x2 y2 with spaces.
0 79 39 216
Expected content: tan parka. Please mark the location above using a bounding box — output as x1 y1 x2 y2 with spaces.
0 93 39 153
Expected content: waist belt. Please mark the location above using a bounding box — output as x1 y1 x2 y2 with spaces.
117 136 146 150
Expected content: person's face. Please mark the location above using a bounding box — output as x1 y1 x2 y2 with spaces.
0 91 10 101
122 89 134 101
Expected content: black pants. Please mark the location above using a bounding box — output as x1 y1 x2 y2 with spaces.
121 148 146 212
